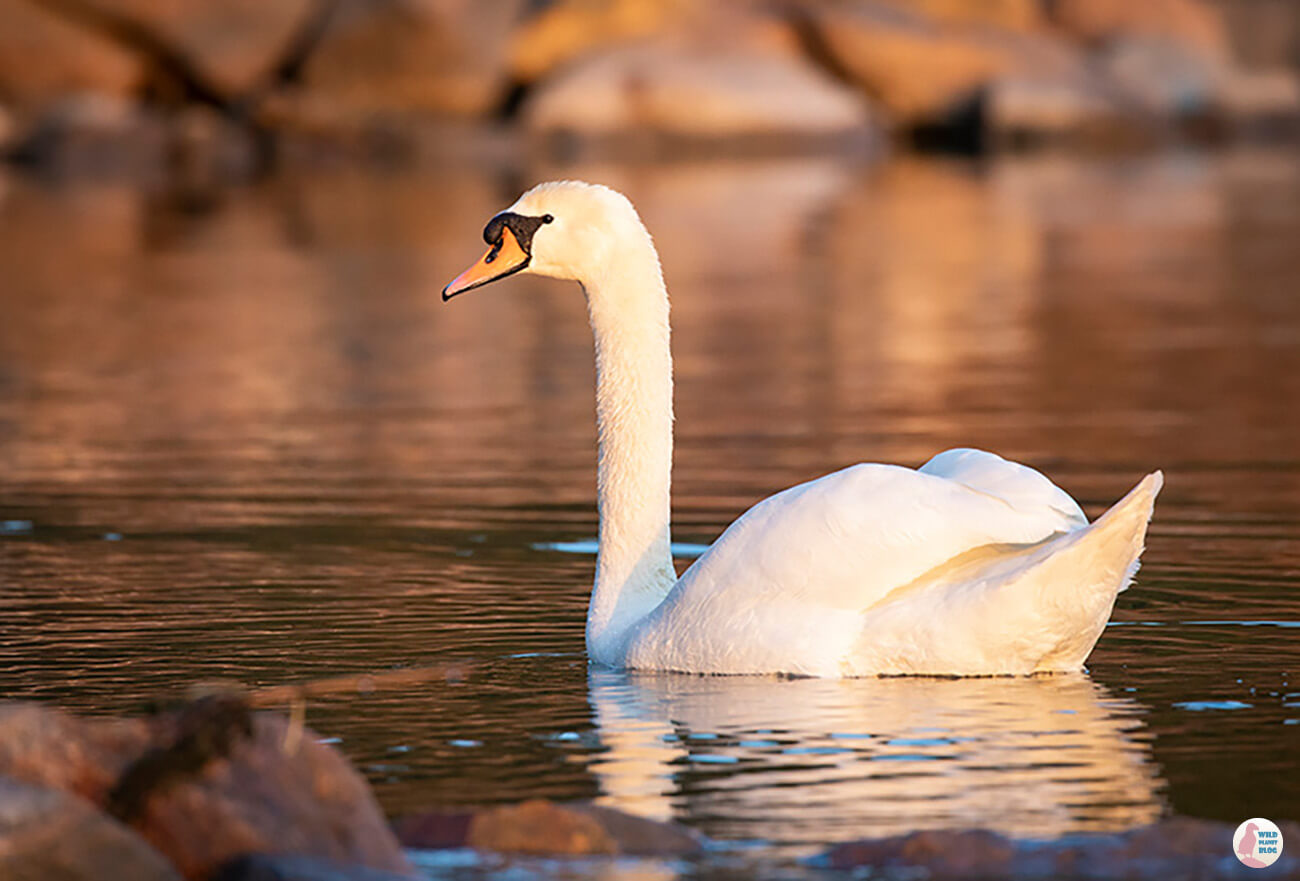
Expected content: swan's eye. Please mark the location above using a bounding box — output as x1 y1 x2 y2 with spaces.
542 214 554 224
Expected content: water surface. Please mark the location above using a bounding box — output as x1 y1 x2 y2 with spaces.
0 152 1297 860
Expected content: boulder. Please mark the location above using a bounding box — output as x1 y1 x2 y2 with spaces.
869 0 1045 32
0 0 141 113
394 799 703 857
0 700 151 801
1046 0 1230 60
1215 67 1300 127
1098 36 1226 119
1093 36 1299 133
519 37 874 145
0 103 13 151
507 0 683 84
0 778 181 881
295 0 529 119
979 71 1137 148
821 817 1300 879
1207 0 1300 71
800 2 1086 125
0 699 413 880
824 829 1016 877
33 0 320 100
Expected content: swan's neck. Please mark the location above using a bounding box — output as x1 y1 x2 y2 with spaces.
582 238 677 665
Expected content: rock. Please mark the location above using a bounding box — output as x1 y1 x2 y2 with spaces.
469 801 621 856
870 0 1045 32
0 701 151 801
1099 36 1226 119
824 829 1016 877
1215 67 1300 126
0 700 414 880
0 0 141 112
1046 0 1230 60
0 103 13 151
34 0 320 100
1207 0 1300 71
506 0 803 81
121 703 415 880
1093 36 1299 135
0 777 181 881
822 817 1300 879
800 2 1085 125
981 72 1135 147
2 94 172 176
564 803 704 857
520 37 874 145
394 800 703 857
390 810 473 851
297 0 529 119
213 854 415 881
507 0 683 84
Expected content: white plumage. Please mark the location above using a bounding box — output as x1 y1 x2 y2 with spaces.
444 180 1163 677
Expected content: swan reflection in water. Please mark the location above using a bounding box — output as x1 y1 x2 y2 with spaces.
585 670 1164 851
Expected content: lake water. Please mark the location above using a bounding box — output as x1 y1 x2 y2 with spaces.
0 151 1297 871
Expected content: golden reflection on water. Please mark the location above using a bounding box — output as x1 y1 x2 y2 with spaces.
1 150 1299 840
589 670 1162 849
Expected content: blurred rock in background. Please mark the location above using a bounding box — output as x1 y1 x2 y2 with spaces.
0 0 1296 175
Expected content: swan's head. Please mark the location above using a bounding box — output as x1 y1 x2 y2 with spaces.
442 180 648 300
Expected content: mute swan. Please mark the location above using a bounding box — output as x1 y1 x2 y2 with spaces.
443 180 1162 677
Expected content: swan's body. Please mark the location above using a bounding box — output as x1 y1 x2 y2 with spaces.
444 180 1162 677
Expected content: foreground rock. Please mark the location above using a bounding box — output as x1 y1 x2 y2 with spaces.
0 699 413 880
0 778 181 881
821 817 1300 879
394 799 703 857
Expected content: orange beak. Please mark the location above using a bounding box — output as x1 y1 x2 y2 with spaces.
442 226 531 301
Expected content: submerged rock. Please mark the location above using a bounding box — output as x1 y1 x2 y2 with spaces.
821 817 1300 879
213 853 416 881
0 778 181 881
0 699 413 880
394 799 703 857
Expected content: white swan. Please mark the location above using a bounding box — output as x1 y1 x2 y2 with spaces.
443 180 1162 677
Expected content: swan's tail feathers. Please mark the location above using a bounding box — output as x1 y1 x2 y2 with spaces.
849 471 1163 675
1015 470 1162 671
1089 469 1163 593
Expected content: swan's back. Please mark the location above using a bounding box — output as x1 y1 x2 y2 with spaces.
623 450 1161 676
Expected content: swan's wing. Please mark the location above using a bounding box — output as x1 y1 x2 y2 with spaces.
627 451 1085 673
919 448 1087 531
677 450 1084 612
